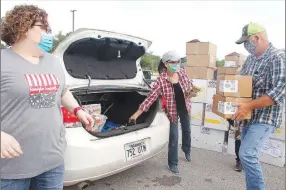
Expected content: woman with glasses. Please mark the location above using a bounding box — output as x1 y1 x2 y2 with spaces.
129 51 196 173
1 5 94 190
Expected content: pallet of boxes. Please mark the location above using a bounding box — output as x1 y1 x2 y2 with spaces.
179 39 229 153
213 53 285 167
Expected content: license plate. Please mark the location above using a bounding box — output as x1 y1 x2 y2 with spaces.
124 139 147 161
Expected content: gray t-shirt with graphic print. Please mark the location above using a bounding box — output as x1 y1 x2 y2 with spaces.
1 48 67 179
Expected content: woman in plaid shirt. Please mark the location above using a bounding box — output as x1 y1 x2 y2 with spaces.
129 51 196 173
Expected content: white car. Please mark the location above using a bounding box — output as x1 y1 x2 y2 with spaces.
53 29 170 188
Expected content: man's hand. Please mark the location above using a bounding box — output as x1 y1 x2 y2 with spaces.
232 103 252 121
1 132 23 159
76 110 94 131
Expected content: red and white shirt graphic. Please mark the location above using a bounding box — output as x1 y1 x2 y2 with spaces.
24 73 60 108
24 74 60 94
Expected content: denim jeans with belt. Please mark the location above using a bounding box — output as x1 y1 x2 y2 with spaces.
1 161 65 190
168 108 191 167
239 123 275 190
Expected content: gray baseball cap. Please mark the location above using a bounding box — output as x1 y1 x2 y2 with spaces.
162 51 181 63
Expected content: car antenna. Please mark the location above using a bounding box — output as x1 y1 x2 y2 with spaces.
85 74 91 94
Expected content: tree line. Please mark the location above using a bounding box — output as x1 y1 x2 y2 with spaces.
0 31 225 70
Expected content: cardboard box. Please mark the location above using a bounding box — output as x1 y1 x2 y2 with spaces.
206 80 216 104
186 40 217 56
186 55 216 68
217 67 239 75
190 103 204 126
191 79 216 103
216 74 253 98
225 52 246 67
271 115 285 141
260 138 285 167
212 94 252 119
186 66 215 80
191 79 207 103
188 125 225 153
204 103 229 131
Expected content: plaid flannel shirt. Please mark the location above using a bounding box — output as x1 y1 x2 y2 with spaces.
139 68 193 123
239 43 285 128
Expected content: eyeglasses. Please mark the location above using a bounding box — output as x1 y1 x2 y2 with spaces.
33 24 52 34
166 60 181 64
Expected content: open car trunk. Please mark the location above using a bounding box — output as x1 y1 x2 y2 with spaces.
72 90 159 138
58 29 155 137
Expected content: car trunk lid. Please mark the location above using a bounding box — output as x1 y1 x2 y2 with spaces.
53 28 152 89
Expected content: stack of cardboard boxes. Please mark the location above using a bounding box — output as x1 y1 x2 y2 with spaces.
213 52 250 156
185 39 217 79
180 40 230 153
212 52 253 120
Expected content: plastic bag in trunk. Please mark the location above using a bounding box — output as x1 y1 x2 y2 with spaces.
91 114 107 132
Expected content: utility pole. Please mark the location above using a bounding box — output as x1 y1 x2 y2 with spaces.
71 10 77 32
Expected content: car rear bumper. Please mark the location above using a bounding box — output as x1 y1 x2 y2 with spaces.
63 113 169 186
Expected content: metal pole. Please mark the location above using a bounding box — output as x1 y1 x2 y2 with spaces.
71 10 77 32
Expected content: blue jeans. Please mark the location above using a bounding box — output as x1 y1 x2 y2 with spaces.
1 161 65 190
239 123 275 190
168 108 191 166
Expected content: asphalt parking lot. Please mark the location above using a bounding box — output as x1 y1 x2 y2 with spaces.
64 147 285 190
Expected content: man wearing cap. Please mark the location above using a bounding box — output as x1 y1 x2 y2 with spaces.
233 22 285 190
130 51 196 174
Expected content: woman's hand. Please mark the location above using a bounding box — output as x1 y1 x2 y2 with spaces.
76 110 94 131
129 110 143 124
185 90 197 99
129 113 139 124
1 132 23 159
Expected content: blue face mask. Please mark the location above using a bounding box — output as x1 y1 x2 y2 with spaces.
167 64 181 73
244 40 256 54
38 34 54 52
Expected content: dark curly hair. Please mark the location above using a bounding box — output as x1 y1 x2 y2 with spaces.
1 5 50 46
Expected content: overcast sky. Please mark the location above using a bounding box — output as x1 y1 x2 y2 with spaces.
1 0 285 59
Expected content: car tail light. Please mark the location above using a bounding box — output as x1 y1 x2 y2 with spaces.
61 107 81 127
